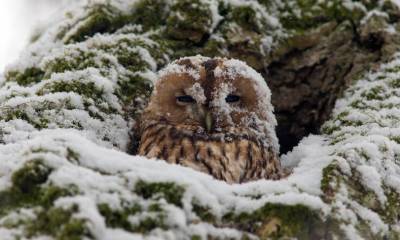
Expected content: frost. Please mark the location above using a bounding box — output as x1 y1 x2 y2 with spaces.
0 130 330 239
0 0 399 239
186 82 206 104
158 56 206 81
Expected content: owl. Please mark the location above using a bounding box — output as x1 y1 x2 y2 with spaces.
138 56 282 183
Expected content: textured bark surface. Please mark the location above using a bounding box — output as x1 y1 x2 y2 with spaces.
262 20 400 153
1 1 400 239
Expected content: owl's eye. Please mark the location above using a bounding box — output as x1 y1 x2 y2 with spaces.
225 94 240 103
176 95 196 103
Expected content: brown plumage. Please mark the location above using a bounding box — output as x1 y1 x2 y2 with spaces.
138 56 282 183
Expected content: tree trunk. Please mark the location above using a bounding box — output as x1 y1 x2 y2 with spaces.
0 0 399 239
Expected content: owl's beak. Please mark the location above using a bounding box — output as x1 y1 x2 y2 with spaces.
204 111 214 133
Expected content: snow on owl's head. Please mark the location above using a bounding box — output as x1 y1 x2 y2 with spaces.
139 56 282 182
143 56 278 151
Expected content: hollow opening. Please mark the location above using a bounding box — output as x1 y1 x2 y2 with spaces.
261 21 390 154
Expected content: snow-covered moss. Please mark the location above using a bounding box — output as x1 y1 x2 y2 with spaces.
5 68 45 86
166 0 218 43
0 0 400 239
60 3 131 44
319 53 400 238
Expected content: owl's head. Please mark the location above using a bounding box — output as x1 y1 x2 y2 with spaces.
141 56 278 150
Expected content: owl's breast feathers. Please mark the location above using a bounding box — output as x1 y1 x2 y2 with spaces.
138 123 282 183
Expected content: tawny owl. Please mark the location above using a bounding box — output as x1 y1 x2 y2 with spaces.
138 56 282 183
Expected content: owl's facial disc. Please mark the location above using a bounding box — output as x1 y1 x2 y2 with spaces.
176 94 214 133
144 57 275 139
173 81 246 133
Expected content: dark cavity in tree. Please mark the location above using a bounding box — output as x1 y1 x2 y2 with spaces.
262 20 396 154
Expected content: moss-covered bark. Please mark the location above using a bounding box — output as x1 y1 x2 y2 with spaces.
1 0 400 239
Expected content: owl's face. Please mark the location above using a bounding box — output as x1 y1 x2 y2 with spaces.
142 57 276 139
139 56 281 182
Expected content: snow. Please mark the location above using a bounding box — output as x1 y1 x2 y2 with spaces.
357 165 386 204
342 0 367 14
360 9 389 25
186 82 206 104
0 129 330 238
0 0 399 239
340 224 364 240
203 0 223 32
158 56 206 81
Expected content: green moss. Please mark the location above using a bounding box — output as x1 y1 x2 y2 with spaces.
202 37 227 58
113 36 168 67
2 106 54 130
347 182 381 213
0 155 78 218
335 168 399 225
114 48 151 73
1 0 399 238
192 203 216 222
37 81 104 100
382 0 400 23
134 215 167 233
99 200 167 233
382 188 400 224
389 135 400 144
321 123 340 135
337 111 350 119
67 148 80 162
322 109 366 135
321 162 341 202
229 5 264 33
42 35 160 106
0 190 35 217
131 0 169 31
214 2 281 70
26 205 92 240
166 0 213 43
39 185 78 207
223 203 328 239
4 109 30 123
0 179 86 239
350 99 369 109
12 159 52 194
155 37 201 60
385 65 400 73
64 4 127 43
134 180 185 207
59 218 91 240
6 68 45 86
389 78 400 88
191 235 201 240
361 85 386 100
148 203 162 212
116 74 153 106
45 43 153 83
0 183 77 218
277 0 369 32
98 203 141 230
43 51 103 76
360 13 389 49
355 219 385 240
